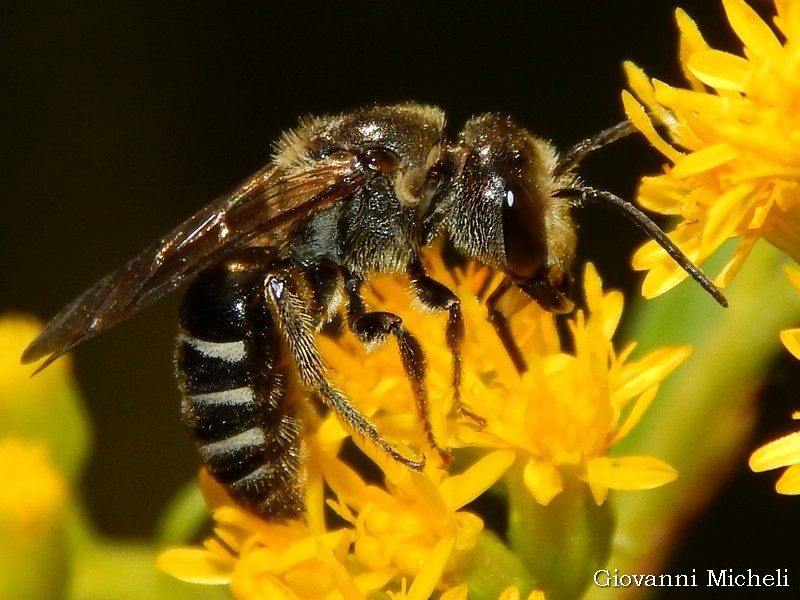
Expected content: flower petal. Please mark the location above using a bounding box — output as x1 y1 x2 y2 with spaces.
621 90 683 164
523 459 563 506
780 328 800 360
750 431 800 471
723 0 783 61
588 456 677 494
445 450 514 510
156 548 233 584
687 50 749 91
703 182 759 253
406 536 455 600
672 143 738 179
775 464 800 495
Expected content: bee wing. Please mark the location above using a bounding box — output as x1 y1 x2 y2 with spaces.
23 154 366 370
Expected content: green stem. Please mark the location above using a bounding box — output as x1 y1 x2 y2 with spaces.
461 529 535 600
506 463 614 600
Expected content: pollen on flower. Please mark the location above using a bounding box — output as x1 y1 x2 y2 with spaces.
623 0 800 297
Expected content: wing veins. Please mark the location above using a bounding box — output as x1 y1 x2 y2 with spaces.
23 156 365 369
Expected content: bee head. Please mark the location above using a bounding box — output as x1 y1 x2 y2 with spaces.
429 113 578 313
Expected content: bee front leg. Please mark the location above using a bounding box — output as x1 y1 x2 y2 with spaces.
263 266 424 471
408 262 485 428
486 277 528 375
344 274 451 466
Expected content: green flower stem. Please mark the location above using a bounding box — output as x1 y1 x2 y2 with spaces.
156 477 207 545
505 463 614 600
461 528 535 600
66 539 229 600
584 241 800 599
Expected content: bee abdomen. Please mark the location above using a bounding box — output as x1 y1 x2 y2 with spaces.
175 255 306 520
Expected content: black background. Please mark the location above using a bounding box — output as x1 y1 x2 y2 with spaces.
2 1 798 596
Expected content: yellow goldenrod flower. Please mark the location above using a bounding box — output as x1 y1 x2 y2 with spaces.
159 253 688 599
449 263 684 507
159 448 511 600
623 0 800 297
749 265 800 494
322 257 686 507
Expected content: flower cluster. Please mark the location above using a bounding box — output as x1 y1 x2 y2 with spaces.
622 0 800 499
623 0 800 297
159 254 688 599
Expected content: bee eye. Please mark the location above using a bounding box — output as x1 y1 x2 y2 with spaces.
363 148 401 173
501 182 546 280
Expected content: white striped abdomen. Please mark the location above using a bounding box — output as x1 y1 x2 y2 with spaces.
175 250 307 520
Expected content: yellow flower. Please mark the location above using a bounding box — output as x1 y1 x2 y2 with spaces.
159 252 688 598
623 0 800 297
749 265 800 494
0 437 66 535
0 436 68 599
159 451 512 599
324 449 513 594
0 314 90 480
323 256 686 506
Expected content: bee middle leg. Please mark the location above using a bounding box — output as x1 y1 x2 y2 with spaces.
344 273 451 466
264 263 424 471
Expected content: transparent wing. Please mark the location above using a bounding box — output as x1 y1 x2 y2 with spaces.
23 154 366 370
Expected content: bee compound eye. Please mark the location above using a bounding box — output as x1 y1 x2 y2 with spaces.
501 182 546 280
362 148 401 173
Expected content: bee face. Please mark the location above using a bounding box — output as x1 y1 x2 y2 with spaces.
434 113 578 312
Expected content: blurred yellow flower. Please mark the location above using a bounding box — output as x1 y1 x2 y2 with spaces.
0 436 68 599
0 436 66 535
623 0 800 297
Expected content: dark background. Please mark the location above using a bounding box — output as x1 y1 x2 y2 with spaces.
2 0 797 596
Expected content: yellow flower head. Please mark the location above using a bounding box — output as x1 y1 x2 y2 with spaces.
0 437 66 533
445 262 686 505
749 265 800 494
623 0 800 296
159 453 511 600
159 252 688 598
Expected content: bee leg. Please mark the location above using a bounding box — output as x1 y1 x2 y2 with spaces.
408 262 485 428
486 277 528 375
344 275 451 466
264 266 424 471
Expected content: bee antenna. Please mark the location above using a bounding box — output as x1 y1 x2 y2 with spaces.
555 120 637 178
561 186 728 308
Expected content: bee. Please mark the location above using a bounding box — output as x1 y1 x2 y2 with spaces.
22 103 727 520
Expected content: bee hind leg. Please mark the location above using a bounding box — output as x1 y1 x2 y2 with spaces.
263 265 424 471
